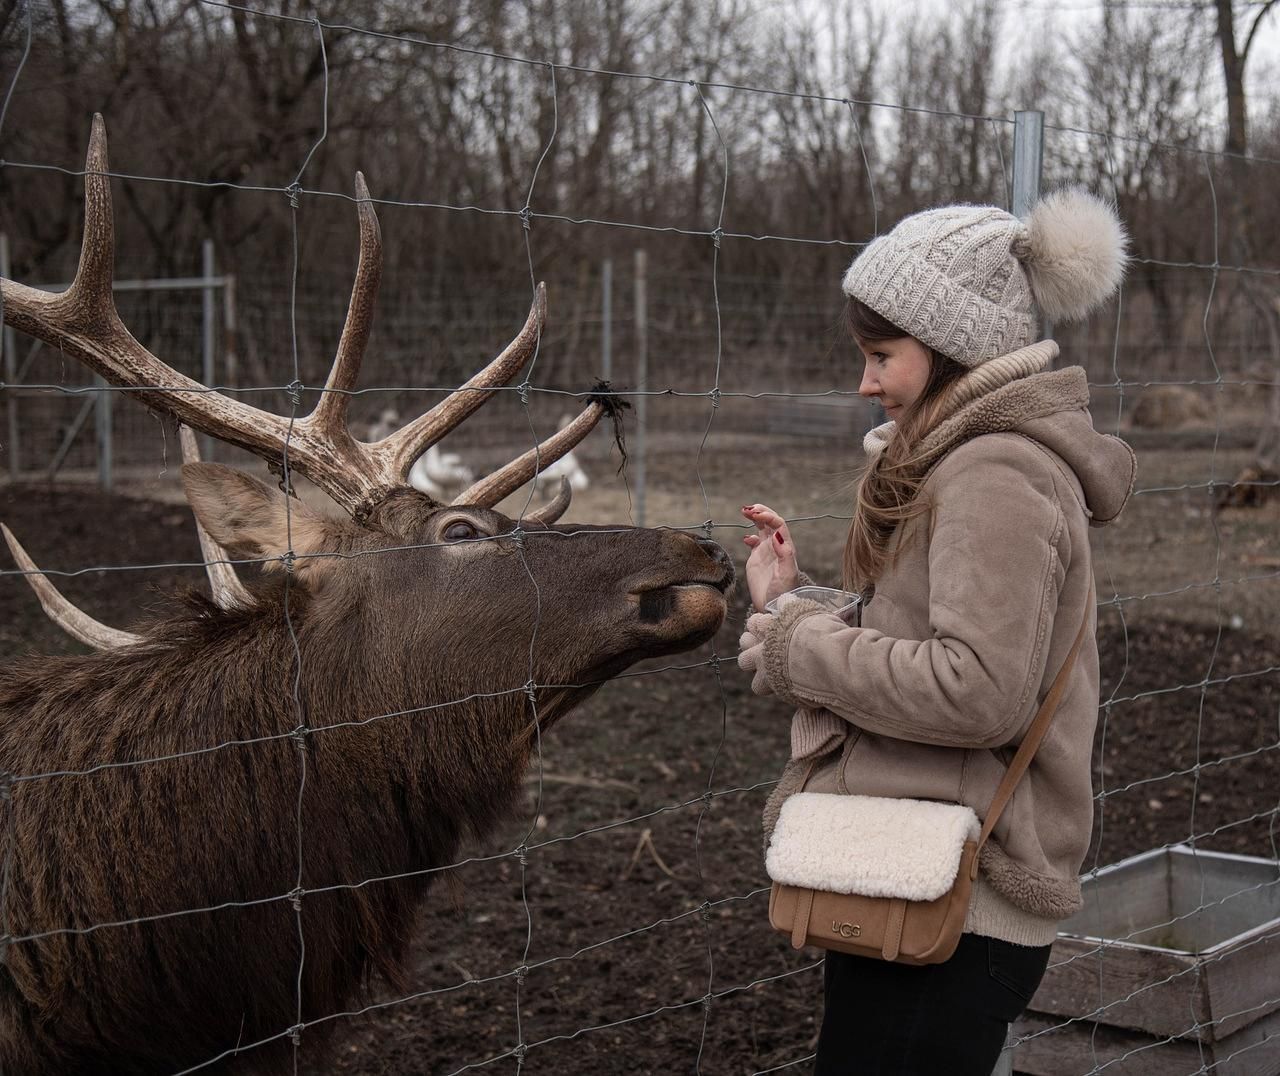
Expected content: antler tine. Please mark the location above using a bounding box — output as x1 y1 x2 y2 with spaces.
0 117 310 487
307 173 382 438
178 426 253 609
453 400 605 508
71 113 115 312
378 284 547 481
2 524 141 651
525 477 574 525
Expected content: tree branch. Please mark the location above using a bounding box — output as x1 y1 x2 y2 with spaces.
1242 0 1279 64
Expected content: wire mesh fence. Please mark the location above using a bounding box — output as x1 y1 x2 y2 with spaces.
0 1 1278 1073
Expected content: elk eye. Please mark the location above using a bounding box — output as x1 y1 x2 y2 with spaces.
443 521 480 542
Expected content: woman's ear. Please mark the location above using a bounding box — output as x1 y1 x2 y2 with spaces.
181 463 341 582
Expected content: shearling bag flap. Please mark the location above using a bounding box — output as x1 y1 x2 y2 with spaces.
766 793 980 902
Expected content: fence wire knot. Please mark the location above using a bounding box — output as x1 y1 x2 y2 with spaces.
701 992 713 1013
288 886 304 912
708 387 721 409
280 549 297 575
288 1024 303 1047
514 1043 528 1062
701 518 715 537
523 680 538 705
290 724 308 751
514 844 529 867
701 789 714 809
515 964 529 985
711 227 723 249
519 206 532 231
285 183 302 209
517 380 532 405
699 900 712 923
285 379 305 407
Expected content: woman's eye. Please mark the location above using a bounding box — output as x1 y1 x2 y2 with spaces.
443 521 480 542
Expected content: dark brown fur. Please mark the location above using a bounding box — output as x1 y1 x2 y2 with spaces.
0 478 732 1074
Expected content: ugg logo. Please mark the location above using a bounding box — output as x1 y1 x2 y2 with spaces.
832 921 861 938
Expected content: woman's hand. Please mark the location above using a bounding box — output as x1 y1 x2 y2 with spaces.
742 503 801 612
737 611 776 696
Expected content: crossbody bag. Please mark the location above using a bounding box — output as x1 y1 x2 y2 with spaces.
766 613 1091 966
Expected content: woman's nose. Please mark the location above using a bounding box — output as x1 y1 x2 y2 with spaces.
858 368 879 398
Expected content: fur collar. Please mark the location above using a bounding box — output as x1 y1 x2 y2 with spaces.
862 340 1059 459
861 346 1135 526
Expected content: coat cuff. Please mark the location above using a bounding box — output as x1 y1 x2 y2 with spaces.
761 599 826 706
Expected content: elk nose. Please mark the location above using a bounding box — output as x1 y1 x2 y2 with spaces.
692 533 735 583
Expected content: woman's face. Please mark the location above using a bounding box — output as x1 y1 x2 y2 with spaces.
855 336 933 420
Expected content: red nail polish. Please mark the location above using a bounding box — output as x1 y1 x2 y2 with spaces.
774 531 784 545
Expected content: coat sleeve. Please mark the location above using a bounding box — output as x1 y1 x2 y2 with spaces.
768 437 1069 749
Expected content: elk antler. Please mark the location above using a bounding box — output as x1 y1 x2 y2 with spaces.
1 425 255 652
1 525 142 651
178 425 253 610
524 477 574 525
453 404 605 507
0 114 605 520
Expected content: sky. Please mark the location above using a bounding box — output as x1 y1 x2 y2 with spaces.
847 0 1280 139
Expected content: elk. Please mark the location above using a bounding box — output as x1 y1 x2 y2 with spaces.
0 117 733 1075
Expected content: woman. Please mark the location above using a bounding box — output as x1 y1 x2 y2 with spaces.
737 190 1136 1075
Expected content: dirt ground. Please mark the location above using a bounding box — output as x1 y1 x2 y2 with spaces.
0 426 1277 1074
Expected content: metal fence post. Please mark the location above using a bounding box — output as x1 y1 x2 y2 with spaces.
1012 110 1051 345
223 272 238 386
601 258 613 384
1011 110 1044 219
634 250 647 528
1 234 18 479
201 239 217 461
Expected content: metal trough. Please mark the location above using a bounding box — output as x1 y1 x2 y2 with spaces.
1012 845 1280 1075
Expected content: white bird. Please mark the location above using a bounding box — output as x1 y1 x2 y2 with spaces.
532 415 589 499
532 451 589 498
364 409 475 500
409 444 475 499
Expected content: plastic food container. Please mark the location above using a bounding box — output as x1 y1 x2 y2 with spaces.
766 585 861 618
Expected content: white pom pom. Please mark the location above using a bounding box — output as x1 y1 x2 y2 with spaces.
1018 188 1129 323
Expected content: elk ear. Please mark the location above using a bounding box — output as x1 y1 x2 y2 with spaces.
181 463 338 580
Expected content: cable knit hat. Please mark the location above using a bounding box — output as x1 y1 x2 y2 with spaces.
841 188 1129 368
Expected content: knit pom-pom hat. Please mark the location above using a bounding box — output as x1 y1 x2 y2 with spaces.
841 188 1129 368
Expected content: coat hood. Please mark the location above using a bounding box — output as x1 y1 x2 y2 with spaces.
1016 390 1135 525
919 360 1135 526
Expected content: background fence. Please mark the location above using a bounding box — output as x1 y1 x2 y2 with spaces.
1 0 1279 1073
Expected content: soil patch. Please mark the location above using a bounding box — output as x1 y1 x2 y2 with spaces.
0 480 1276 1074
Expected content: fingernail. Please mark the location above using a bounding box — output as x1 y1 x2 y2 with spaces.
774 532 784 545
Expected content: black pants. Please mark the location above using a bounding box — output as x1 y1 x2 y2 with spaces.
814 933 1051 1076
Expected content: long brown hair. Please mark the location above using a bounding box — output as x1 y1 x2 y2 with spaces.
843 299 967 591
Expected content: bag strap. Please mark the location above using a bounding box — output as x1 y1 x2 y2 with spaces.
972 611 1093 875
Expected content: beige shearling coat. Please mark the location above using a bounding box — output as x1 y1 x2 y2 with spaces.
760 347 1135 946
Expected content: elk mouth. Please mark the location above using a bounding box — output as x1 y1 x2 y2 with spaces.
633 572 733 625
